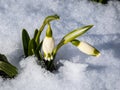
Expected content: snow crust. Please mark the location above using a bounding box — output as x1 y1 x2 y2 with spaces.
0 0 120 90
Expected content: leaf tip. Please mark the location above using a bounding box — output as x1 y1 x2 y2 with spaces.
54 14 60 19
88 24 94 29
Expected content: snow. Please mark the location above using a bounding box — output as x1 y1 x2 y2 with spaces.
0 0 120 90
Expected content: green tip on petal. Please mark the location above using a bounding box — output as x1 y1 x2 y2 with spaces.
78 41 100 57
46 23 52 37
94 49 101 57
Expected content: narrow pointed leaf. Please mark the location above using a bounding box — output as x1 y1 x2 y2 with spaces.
33 29 38 40
44 14 60 24
35 41 43 59
39 51 43 60
28 40 33 56
35 14 60 44
71 39 100 57
0 61 18 78
0 54 8 62
28 39 37 56
22 29 30 57
53 25 93 56
63 25 93 44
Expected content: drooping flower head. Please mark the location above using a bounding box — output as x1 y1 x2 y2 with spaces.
42 23 55 61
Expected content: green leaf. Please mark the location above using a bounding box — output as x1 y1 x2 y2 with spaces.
34 41 43 60
33 29 38 40
0 61 18 78
0 54 8 62
22 29 30 57
44 14 60 24
28 39 37 56
53 25 93 56
63 25 93 44
71 39 100 57
0 54 18 78
35 14 60 44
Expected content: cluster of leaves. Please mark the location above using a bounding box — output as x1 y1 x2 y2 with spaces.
91 0 108 4
0 54 18 78
22 14 100 72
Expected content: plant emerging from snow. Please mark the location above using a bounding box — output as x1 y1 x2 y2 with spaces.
22 14 100 71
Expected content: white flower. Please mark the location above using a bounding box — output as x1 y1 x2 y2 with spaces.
71 39 100 57
42 23 55 61
42 37 55 61
77 41 100 57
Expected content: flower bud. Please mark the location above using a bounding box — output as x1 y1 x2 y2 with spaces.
71 39 100 57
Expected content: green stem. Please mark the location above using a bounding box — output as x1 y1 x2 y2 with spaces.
35 23 46 45
48 60 55 72
53 39 64 58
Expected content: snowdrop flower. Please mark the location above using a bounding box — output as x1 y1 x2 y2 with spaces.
42 23 55 61
71 39 100 57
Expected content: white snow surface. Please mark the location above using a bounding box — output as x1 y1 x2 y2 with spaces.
0 0 120 90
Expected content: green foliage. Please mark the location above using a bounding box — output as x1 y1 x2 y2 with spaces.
28 39 36 56
91 0 108 4
0 54 18 78
33 29 38 40
22 14 100 72
22 29 30 57
34 41 43 60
